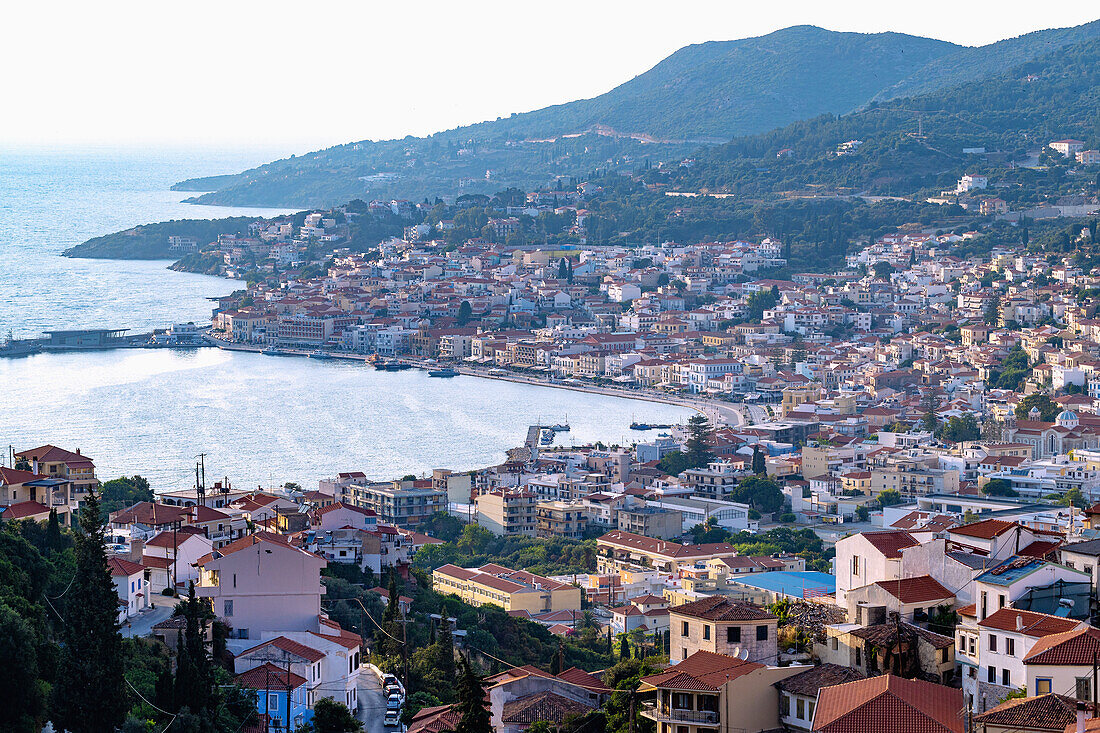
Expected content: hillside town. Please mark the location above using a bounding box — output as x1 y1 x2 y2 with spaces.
8 136 1100 732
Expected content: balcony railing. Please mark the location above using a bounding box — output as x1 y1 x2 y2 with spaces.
640 703 718 725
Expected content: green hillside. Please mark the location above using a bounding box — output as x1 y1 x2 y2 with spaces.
174 20 1099 209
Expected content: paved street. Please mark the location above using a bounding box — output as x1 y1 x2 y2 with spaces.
122 604 174 638
356 665 389 733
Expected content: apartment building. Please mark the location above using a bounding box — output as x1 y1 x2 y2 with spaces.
432 562 581 614
350 480 445 529
14 444 99 497
616 505 683 540
536 501 589 540
477 489 537 536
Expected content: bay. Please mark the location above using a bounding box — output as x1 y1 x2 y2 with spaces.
0 348 692 490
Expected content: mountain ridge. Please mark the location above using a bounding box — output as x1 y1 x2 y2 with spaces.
175 20 1100 208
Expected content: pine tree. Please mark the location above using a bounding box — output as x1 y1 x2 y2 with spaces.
52 491 127 733
453 658 492 733
684 414 715 469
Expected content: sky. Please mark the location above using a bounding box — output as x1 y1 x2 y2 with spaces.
3 0 1098 155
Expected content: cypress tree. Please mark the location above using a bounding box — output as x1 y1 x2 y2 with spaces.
453 658 492 733
619 635 629 659
437 616 455 681
46 508 63 553
752 445 766 475
52 490 127 733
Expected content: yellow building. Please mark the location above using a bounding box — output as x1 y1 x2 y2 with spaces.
781 384 822 416
432 562 581 614
475 489 536 536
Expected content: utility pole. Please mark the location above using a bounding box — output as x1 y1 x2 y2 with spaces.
400 604 410 694
196 453 207 507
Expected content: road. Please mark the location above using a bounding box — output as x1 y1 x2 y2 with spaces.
356 665 389 733
122 604 174 638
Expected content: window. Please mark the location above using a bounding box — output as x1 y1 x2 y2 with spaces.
703 625 711 641
1077 677 1092 701
1002 669 1011 686
673 693 692 710
682 621 689 636
796 698 805 720
269 694 279 710
809 701 815 721
727 627 741 644
980 591 988 619
852 555 860 576
223 600 234 617
780 694 790 716
1006 637 1015 656
988 635 997 652
1037 678 1053 695
757 625 768 641
999 594 1006 609
988 666 996 683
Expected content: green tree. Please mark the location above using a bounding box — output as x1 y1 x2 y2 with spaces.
877 489 903 507
938 414 980 443
173 582 212 715
983 294 1001 325
1015 394 1060 422
730 476 784 515
457 301 473 326
453 658 492 733
919 391 939 434
872 262 895 279
683 415 715 469
0 602 47 732
982 479 1018 497
52 491 128 733
619 635 629 659
751 445 766 475
309 697 363 733
558 258 569 279
1060 487 1088 509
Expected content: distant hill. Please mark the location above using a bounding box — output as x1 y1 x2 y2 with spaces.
175 20 1099 209
671 36 1100 197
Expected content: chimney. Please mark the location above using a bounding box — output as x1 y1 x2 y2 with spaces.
1077 701 1088 733
75 448 80 455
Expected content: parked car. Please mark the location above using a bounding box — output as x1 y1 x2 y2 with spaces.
384 710 401 728
387 693 402 710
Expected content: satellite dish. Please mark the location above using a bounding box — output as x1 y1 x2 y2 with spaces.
732 646 741 658
739 648 749 660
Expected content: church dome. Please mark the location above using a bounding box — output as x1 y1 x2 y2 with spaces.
1057 410 1079 429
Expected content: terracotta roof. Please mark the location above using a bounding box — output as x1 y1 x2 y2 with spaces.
1020 539 1063 559
641 650 764 691
500 691 594 724
141 554 175 569
851 621 953 650
241 636 325 663
1 500 51 519
812 674 965 733
235 662 306 690
670 596 776 622
861 530 920 559
16 444 90 464
1024 627 1100 666
776 663 864 696
873 575 955 604
557 667 611 694
974 694 1082 730
949 518 1018 539
978 609 1082 638
107 556 146 576
408 704 461 733
0 467 49 484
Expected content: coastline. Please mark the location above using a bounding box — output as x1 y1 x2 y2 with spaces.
206 339 746 428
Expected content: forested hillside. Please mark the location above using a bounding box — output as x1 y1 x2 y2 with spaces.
173 21 1100 209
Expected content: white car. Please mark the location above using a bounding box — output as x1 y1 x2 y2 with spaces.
384 710 401 728
387 693 402 710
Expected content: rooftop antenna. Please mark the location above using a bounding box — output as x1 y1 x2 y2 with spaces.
195 453 207 508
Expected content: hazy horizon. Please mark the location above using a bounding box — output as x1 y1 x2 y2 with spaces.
4 0 1098 153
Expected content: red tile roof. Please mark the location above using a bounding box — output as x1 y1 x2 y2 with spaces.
978 609 1082 638
0 500 51 519
671 596 776 622
1024 627 1100 666
235 662 306 690
108 557 146 577
241 636 325 663
949 519 1018 539
641 650 764 691
861 530 919 559
974 694 1083 729
873 575 955 604
812 674 965 733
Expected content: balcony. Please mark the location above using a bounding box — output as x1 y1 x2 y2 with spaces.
640 703 718 725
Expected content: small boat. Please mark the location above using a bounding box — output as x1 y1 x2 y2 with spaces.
540 430 554 445
549 423 570 432
376 360 412 371
262 347 287 356
428 368 458 378
630 422 653 431
487 368 507 376
308 351 332 360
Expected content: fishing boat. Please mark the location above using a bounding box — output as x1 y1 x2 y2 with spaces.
376 360 412 371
